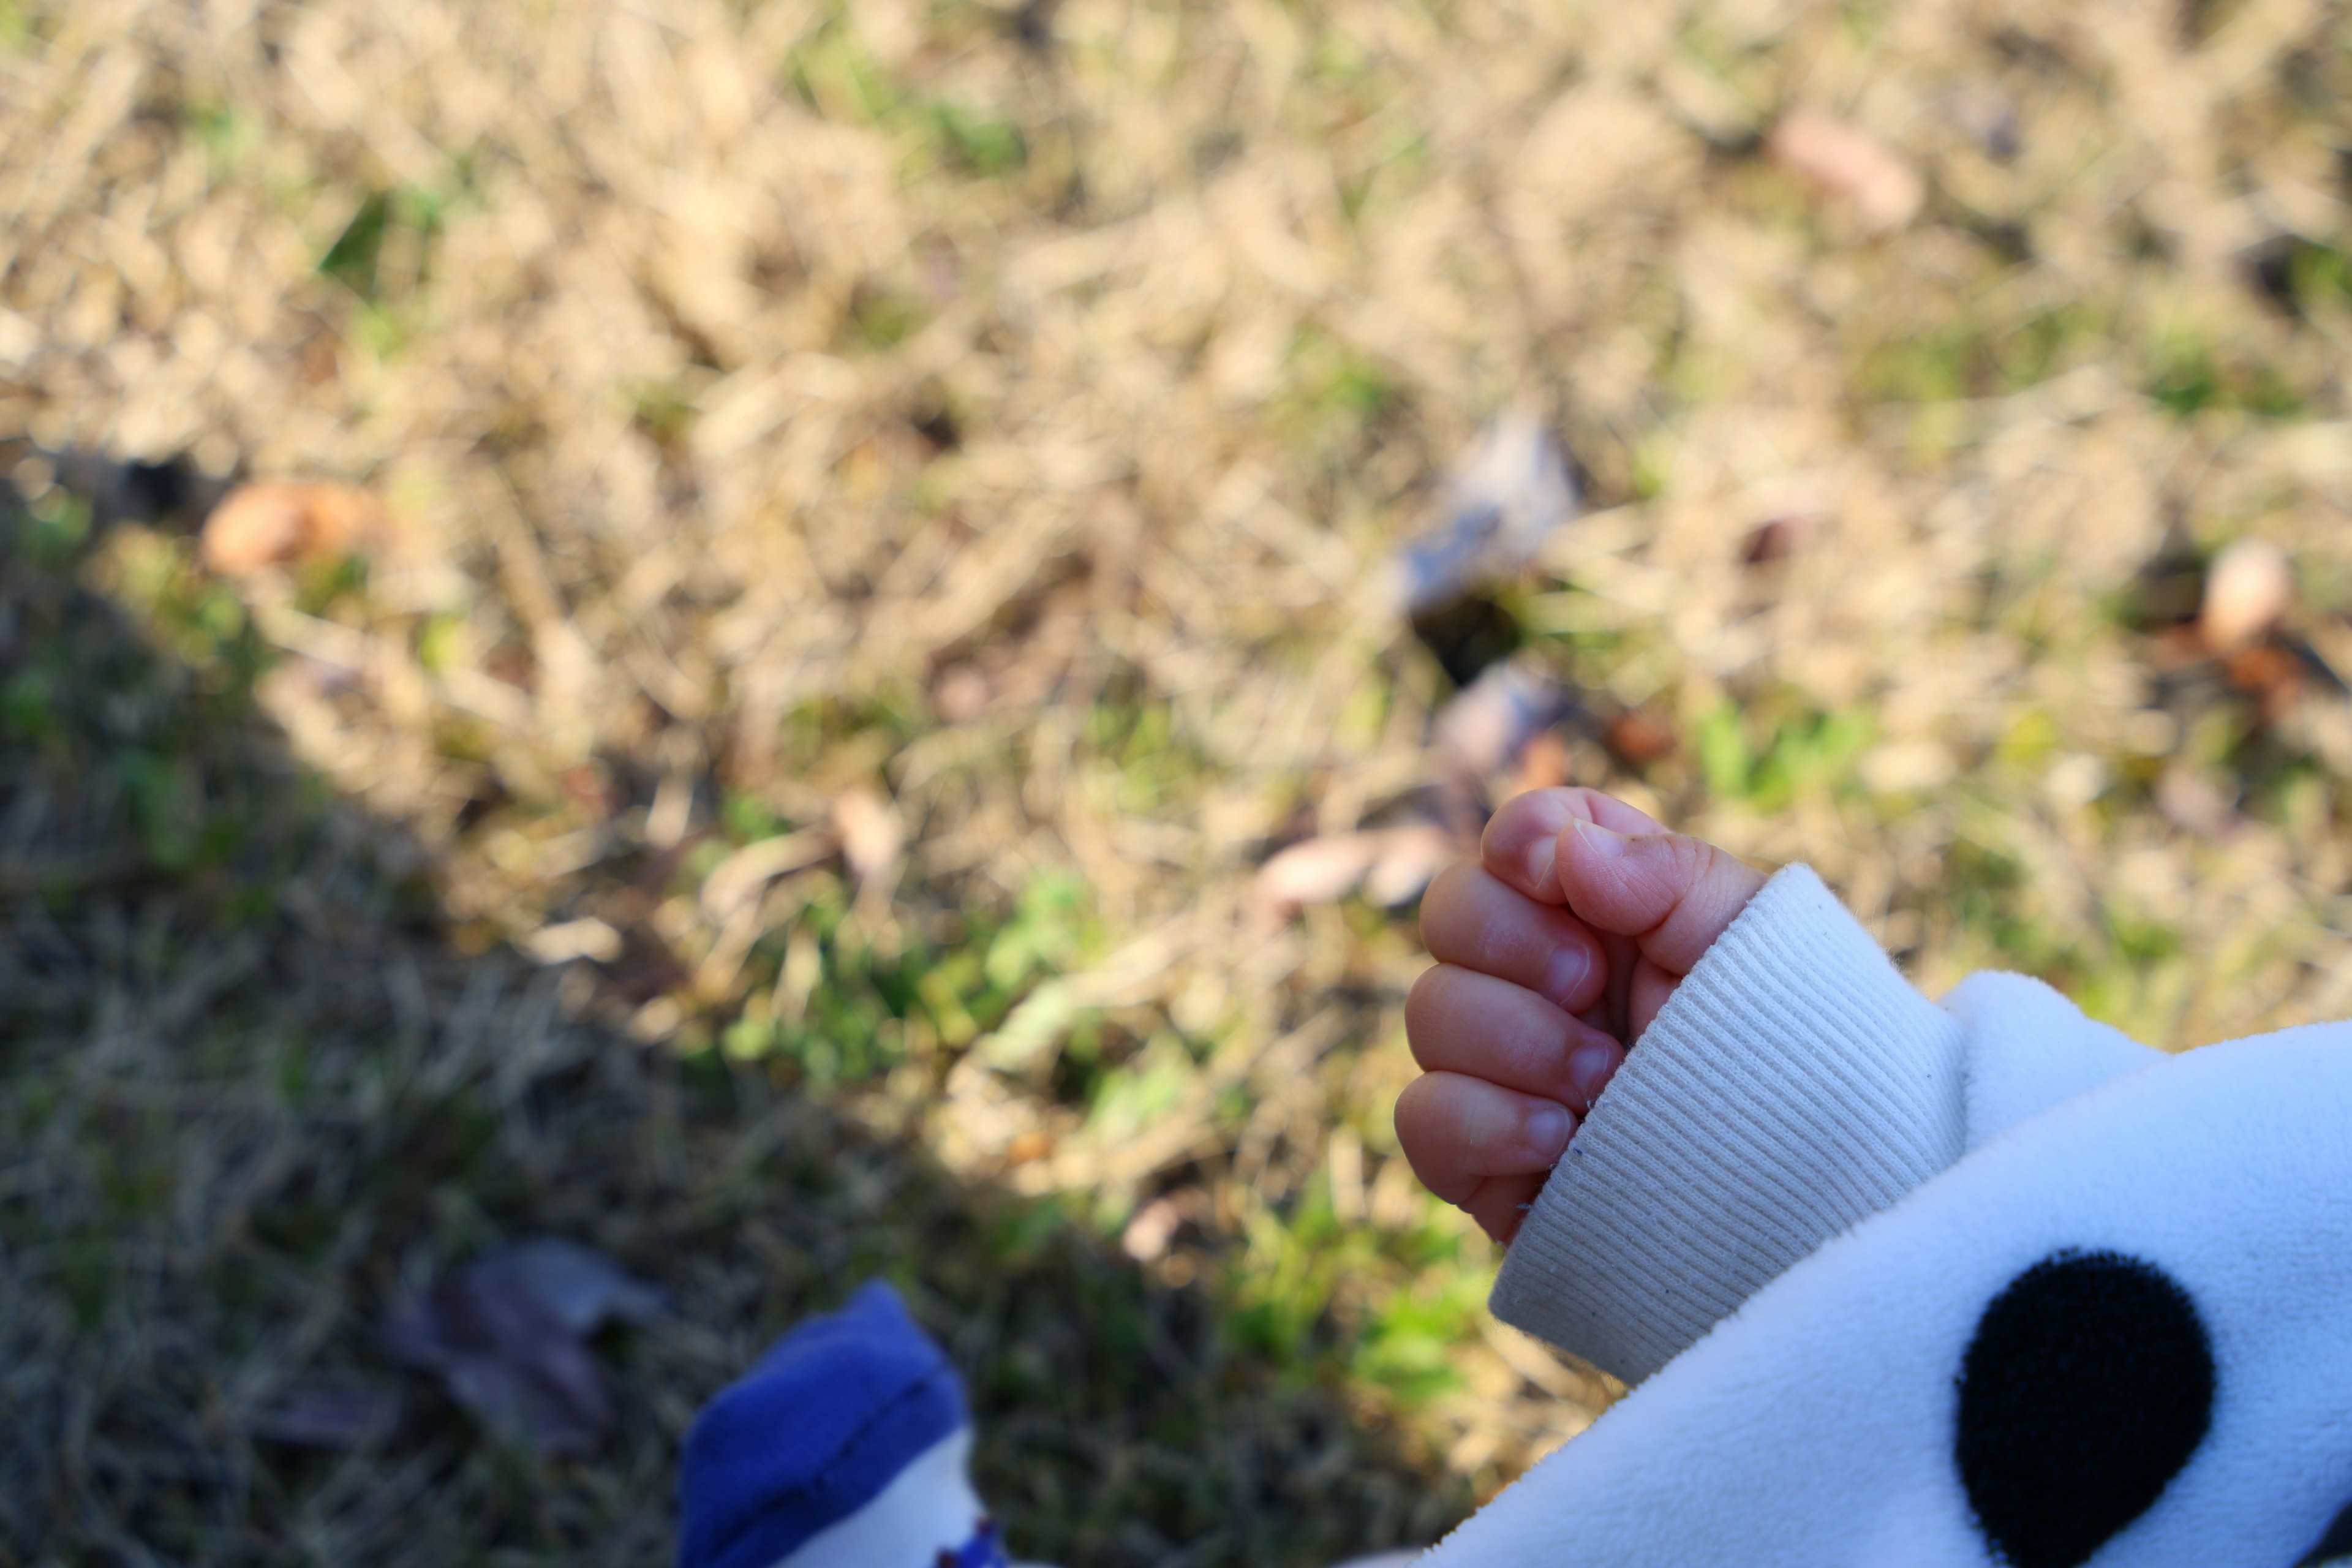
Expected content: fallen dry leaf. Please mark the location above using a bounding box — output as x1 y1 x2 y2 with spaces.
2155 768 2242 840
1120 1189 1207 1262
2199 538 2291 654
377 1238 664 1457
1250 820 1469 929
1394 406 1578 614
199 480 386 576
1362 821 1463 907
1432 656 1575 780
2223 641 2305 723
1766 108 1924 232
519 916 623 965
932 663 993 723
831 788 905 888
246 1384 404 1450
1251 831 1390 913
1512 730 1575 794
1603 709 1679 765
698 827 835 922
1741 515 1816 566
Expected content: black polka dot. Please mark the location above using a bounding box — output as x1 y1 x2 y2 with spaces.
1956 1250 2214 1568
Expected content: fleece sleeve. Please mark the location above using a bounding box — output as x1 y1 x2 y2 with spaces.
1939 969 2166 1151
1488 865 2167 1385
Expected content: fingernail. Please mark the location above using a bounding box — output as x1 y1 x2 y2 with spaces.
1570 818 1629 859
1525 834 1558 890
1526 1102 1573 1158
1568 1042 1619 1108
1544 945 1590 1008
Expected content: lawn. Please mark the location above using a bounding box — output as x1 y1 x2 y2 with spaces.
3 0 2350 1562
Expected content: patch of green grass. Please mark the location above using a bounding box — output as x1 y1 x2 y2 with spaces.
924 100 1027 176
2286 240 2352 314
1337 123 1430 222
1859 305 2101 402
846 285 925 352
23 486 89 568
184 100 254 172
1272 328 1403 454
1354 1267 1484 1409
720 790 788 843
318 175 475 335
782 16 900 123
117 748 209 872
1695 698 1874 810
1226 1186 1349 1366
1084 1036 1194 1144
2146 326 2305 418
781 17 1025 182
629 379 699 445
986 870 1091 990
416 611 467 674
0 668 56 745
725 869 1101 1087
319 192 396 295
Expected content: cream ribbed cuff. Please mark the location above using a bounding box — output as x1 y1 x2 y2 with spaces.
1489 865 1966 1385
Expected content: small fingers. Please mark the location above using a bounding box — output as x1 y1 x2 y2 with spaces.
1393 1071 1578 1205
1482 789 1668 903
1461 1172 1548 1245
1405 964 1626 1111
1554 821 1766 975
1627 959 1679 1044
1419 861 1609 1016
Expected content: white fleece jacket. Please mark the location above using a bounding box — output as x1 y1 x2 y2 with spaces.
1439 865 2352 1568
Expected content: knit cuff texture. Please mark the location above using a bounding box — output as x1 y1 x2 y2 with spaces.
1489 864 1967 1385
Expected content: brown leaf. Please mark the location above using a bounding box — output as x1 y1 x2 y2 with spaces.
831 788 905 888
1251 821 1470 927
1120 1189 1207 1262
2199 538 2291 655
1432 657 1574 780
1741 515 1815 565
558 763 620 823
1604 709 1678 765
200 480 386 576
1512 730 1575 794
2223 641 2304 722
932 663 993 723
1363 822 1463 907
1766 109 1924 232
1251 832 1389 913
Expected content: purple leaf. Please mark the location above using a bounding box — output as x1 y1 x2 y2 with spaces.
469 1237 669 1334
1395 408 1578 614
1432 656 1575 780
247 1385 404 1450
378 1238 663 1456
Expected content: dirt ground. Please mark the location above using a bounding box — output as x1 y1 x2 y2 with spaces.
4 0 2350 1562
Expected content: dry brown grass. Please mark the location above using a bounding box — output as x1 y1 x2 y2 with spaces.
3 0 2351 1561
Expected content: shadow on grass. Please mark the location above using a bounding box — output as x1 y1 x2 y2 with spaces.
0 474 1471 1567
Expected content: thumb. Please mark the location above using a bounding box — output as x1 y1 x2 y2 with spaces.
1554 820 1765 976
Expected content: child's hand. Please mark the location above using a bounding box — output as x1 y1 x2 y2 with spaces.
1394 788 1766 1243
